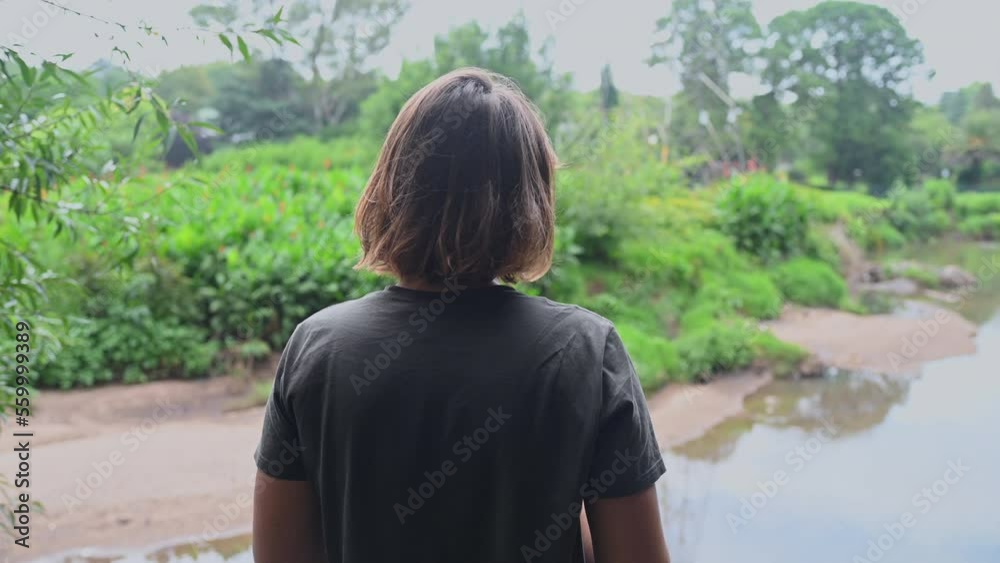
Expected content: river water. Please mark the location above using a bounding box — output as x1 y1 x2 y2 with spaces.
41 242 1000 563
657 308 1000 563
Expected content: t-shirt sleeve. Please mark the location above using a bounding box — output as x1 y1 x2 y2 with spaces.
585 326 666 500
254 328 309 481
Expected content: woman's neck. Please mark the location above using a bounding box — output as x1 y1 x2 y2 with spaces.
396 277 499 292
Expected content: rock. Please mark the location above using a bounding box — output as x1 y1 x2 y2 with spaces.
860 264 885 283
938 265 976 289
863 278 920 296
796 355 827 379
924 289 962 304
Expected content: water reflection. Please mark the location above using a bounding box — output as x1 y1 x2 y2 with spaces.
657 311 1000 563
40 534 252 563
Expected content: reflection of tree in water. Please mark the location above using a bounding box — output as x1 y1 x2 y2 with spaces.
673 416 755 463
145 533 252 563
674 372 912 464
661 372 912 561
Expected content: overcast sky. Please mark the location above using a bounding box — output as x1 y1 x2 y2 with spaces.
2 0 996 104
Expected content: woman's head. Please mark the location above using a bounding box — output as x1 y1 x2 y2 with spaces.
354 68 557 285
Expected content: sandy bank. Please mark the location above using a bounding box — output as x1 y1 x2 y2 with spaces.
767 303 979 374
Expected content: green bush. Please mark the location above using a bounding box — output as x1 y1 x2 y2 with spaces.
615 227 751 293
616 323 681 391
887 188 951 241
717 175 811 263
771 258 848 308
804 227 843 270
674 319 756 382
958 213 1000 240
923 179 957 212
848 217 907 252
196 136 379 174
752 331 808 378
956 192 1000 219
36 264 217 388
687 272 783 323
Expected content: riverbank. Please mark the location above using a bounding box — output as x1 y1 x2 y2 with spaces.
8 302 980 560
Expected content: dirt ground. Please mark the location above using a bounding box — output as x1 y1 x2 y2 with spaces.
3 302 979 560
767 302 978 374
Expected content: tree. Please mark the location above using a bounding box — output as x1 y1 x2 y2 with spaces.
359 17 573 139
191 0 407 130
761 1 924 192
940 82 1000 125
599 64 619 117
908 106 959 178
650 0 761 156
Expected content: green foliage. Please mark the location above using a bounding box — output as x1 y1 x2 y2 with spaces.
958 213 1000 240
616 324 680 391
772 258 848 308
886 187 953 241
196 136 379 173
616 227 750 293
898 265 941 289
956 192 1000 218
752 331 808 379
761 1 924 190
689 272 783 322
650 0 760 154
849 218 907 253
359 18 573 139
674 319 756 382
717 176 811 263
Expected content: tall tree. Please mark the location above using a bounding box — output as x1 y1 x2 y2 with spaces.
650 0 761 156
359 17 572 138
599 63 619 117
191 0 407 130
761 1 924 192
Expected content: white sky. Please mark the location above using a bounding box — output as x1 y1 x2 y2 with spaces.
1 0 997 104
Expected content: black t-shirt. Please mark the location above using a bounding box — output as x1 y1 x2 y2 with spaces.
255 283 665 563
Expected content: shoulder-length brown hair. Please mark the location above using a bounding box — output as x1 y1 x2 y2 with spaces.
354 67 558 284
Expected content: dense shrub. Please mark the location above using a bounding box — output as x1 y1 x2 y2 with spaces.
956 192 1000 219
771 258 848 308
674 319 756 382
958 213 1000 240
752 331 808 378
923 179 957 212
195 136 379 174
804 228 843 270
686 272 783 323
886 188 951 241
616 323 681 390
796 186 887 223
615 227 751 293
848 217 907 252
36 262 217 388
717 175 811 263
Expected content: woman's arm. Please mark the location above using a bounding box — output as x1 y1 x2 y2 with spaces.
253 470 326 563
586 485 671 563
